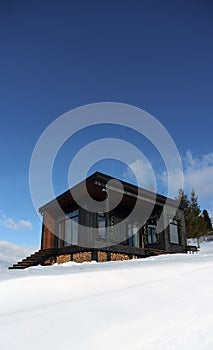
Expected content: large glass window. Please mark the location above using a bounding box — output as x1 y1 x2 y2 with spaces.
58 209 79 247
146 222 157 244
127 222 140 247
169 219 180 244
97 213 106 241
64 219 72 246
58 220 64 248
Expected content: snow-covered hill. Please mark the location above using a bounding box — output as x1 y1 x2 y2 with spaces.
0 242 213 350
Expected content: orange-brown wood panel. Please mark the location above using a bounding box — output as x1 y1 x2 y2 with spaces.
42 211 55 249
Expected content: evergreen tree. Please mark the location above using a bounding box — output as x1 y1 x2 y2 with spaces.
176 189 190 235
177 189 190 208
202 209 213 231
187 189 208 247
177 189 208 248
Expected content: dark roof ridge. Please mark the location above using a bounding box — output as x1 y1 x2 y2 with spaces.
39 171 182 212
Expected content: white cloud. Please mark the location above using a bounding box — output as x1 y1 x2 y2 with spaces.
183 150 213 202
0 240 37 267
154 150 213 205
122 151 213 220
123 158 156 191
17 220 32 230
158 168 184 197
0 211 32 231
123 158 183 196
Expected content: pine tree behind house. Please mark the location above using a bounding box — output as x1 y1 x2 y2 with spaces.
202 209 213 232
177 189 208 248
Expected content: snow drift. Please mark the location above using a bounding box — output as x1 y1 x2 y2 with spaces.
0 242 213 350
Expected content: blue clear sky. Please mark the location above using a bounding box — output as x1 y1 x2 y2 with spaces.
0 0 212 247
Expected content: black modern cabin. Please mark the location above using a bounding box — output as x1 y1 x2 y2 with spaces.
9 172 187 269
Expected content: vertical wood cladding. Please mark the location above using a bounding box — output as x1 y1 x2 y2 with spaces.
42 211 55 249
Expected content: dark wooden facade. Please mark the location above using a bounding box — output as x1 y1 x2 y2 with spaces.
9 172 188 269
39 172 187 255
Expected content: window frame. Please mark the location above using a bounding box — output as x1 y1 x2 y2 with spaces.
146 217 158 245
57 209 79 247
96 212 107 242
169 218 180 245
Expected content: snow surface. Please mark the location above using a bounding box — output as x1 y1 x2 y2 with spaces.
0 242 213 350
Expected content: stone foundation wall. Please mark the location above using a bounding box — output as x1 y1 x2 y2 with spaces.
73 252 92 263
111 253 130 261
98 251 108 262
42 250 140 266
56 254 71 264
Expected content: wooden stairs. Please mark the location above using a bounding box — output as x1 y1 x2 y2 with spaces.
8 248 56 270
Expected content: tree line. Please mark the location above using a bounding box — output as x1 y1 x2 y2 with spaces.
177 189 212 247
